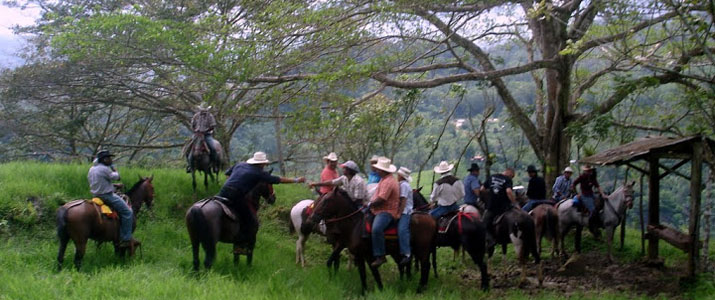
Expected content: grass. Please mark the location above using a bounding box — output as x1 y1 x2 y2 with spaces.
0 162 713 299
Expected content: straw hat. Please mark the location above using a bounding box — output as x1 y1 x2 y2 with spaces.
581 164 593 171
372 157 397 173
197 102 212 111
397 167 412 182
246 152 270 164
563 166 574 173
340 160 360 173
323 152 338 162
433 161 454 174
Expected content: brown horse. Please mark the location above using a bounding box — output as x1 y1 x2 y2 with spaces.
56 176 155 270
305 189 436 294
529 204 560 257
188 131 225 191
186 181 274 270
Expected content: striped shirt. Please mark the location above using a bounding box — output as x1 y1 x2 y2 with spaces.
552 175 572 201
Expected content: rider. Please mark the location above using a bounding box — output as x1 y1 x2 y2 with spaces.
483 168 516 247
186 102 218 173
318 152 339 196
462 163 481 211
571 165 607 235
521 165 548 212
396 166 413 267
367 155 381 184
219 151 306 254
309 160 367 207
429 161 465 219
551 166 574 202
87 150 138 249
368 157 400 268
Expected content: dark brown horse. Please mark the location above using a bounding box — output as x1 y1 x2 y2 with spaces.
186 181 274 270
56 176 155 270
188 131 225 191
413 191 490 290
529 204 560 257
305 189 436 294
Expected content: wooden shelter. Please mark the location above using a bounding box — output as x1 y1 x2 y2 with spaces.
580 135 715 277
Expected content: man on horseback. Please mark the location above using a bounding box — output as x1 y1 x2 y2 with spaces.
318 152 339 196
551 166 574 202
186 102 218 173
219 151 306 254
396 167 413 267
521 165 548 212
87 150 137 249
483 168 516 247
463 163 481 211
429 161 465 218
571 165 607 235
368 157 400 267
309 160 367 207
367 155 381 184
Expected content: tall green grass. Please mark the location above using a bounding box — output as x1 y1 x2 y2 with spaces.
0 162 712 299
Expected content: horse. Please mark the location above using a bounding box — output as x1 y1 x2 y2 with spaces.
290 198 327 267
187 131 225 191
304 189 436 293
413 191 490 290
557 182 634 261
56 176 155 270
529 204 560 257
185 181 274 270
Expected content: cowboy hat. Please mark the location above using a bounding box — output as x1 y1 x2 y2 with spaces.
323 152 338 162
526 165 539 173
372 157 397 173
581 164 593 171
397 167 412 182
467 163 480 172
197 102 212 111
247 151 270 164
563 166 574 173
96 150 115 161
433 161 454 174
340 160 360 173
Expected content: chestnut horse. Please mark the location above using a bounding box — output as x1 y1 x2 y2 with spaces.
187 131 225 191
305 189 436 294
186 181 274 270
56 176 155 270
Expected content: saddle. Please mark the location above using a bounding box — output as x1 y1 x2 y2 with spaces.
90 198 118 219
193 196 237 221
363 213 398 239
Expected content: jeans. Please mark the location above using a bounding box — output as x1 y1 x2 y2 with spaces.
398 213 411 256
98 192 133 242
429 203 459 218
371 212 394 257
573 195 595 214
522 199 552 212
219 187 257 248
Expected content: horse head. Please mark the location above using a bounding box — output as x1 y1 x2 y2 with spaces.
247 181 275 209
307 187 352 226
411 187 429 211
127 175 155 214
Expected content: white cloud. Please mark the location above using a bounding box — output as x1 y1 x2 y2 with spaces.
0 3 41 39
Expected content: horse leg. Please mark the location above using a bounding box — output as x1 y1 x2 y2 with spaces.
204 171 209 191
203 240 216 269
73 239 87 270
606 225 615 263
234 243 241 266
417 253 430 293
191 170 197 192
462 233 489 291
368 264 383 290
575 225 583 254
296 232 306 266
431 245 438 278
191 238 201 271
356 257 368 294
57 236 69 271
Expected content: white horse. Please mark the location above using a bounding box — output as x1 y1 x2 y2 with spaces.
290 199 326 267
557 181 634 261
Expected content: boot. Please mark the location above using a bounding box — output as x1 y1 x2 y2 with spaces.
371 256 386 267
399 254 411 267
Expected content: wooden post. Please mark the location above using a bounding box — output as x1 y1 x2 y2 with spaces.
640 173 645 255
648 156 660 260
687 140 702 277
703 170 712 272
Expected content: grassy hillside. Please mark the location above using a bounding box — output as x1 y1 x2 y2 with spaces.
0 162 712 299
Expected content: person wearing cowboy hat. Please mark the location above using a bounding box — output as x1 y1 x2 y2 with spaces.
367 155 382 184
396 166 413 266
220 151 306 254
429 161 465 219
186 102 218 173
483 168 516 248
88 150 138 249
368 157 400 268
571 164 607 236
317 152 340 196
309 160 367 207
521 165 547 212
551 166 574 202
463 163 482 211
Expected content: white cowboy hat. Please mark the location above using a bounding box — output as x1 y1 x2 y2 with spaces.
581 164 593 171
433 161 454 174
369 155 380 163
246 151 270 164
397 167 412 182
323 152 338 162
563 166 574 173
372 157 397 173
197 102 212 111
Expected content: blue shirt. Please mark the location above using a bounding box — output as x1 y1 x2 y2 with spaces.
552 175 572 201
367 171 381 184
463 173 481 205
399 180 413 215
222 162 281 194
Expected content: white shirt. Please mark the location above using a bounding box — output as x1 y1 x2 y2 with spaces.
430 174 465 206
331 174 368 204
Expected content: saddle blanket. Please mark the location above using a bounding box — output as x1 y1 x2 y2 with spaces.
365 219 398 238
438 211 480 234
90 198 117 219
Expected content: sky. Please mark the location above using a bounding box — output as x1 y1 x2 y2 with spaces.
0 3 41 68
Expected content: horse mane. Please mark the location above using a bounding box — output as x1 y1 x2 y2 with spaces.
333 188 352 203
126 178 147 195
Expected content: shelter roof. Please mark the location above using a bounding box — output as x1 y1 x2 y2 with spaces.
579 135 715 166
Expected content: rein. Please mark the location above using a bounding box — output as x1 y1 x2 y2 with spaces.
325 206 364 224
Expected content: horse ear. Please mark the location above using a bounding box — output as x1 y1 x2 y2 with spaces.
630 180 636 187
149 175 154 182
417 186 423 192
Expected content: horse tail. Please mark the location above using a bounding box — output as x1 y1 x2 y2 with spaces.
56 206 69 241
189 205 215 255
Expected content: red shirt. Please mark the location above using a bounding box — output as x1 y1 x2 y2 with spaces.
573 173 599 196
370 174 400 219
320 166 339 195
